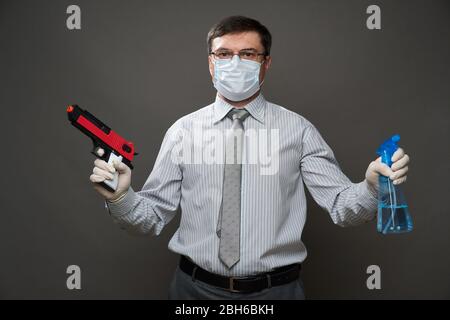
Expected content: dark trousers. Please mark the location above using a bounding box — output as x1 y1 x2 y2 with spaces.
168 266 305 300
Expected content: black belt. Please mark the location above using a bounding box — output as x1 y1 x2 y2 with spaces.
179 256 301 293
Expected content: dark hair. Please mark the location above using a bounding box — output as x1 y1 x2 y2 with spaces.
207 16 272 56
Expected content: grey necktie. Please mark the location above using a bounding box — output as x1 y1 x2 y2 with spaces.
217 108 250 269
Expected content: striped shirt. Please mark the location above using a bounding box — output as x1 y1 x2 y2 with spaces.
106 93 378 277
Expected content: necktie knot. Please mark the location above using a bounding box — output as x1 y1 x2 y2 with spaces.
228 108 250 122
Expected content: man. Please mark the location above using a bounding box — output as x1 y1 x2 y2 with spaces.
90 16 410 299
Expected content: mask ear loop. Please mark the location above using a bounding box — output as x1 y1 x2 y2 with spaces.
259 59 266 87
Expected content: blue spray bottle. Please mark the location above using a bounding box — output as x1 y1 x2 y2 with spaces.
376 134 413 234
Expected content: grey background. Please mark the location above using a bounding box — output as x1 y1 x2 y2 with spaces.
0 0 449 299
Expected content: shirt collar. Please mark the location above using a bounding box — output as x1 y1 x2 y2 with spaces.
213 93 266 124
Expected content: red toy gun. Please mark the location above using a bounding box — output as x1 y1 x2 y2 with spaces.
67 104 137 192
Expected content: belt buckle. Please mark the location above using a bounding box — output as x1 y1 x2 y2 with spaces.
228 276 240 293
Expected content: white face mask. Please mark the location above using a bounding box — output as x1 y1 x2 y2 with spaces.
213 55 263 102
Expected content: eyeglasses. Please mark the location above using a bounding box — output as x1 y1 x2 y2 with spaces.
209 49 266 62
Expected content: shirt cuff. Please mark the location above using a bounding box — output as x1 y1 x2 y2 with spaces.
105 187 136 217
358 180 378 214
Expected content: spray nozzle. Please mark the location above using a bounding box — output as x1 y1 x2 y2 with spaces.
376 134 401 166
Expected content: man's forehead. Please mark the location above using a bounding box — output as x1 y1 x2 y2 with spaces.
211 31 263 51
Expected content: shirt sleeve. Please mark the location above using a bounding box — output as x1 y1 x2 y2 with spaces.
105 122 183 235
300 122 378 227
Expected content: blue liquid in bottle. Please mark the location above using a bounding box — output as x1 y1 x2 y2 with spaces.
376 135 413 234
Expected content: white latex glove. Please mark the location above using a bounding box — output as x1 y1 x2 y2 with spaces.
90 148 132 201
365 147 410 193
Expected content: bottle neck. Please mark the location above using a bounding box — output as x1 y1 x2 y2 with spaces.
381 150 393 167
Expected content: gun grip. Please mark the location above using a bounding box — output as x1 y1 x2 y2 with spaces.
100 153 123 192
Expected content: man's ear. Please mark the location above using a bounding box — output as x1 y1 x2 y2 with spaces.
263 56 272 71
259 56 272 84
208 55 214 80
